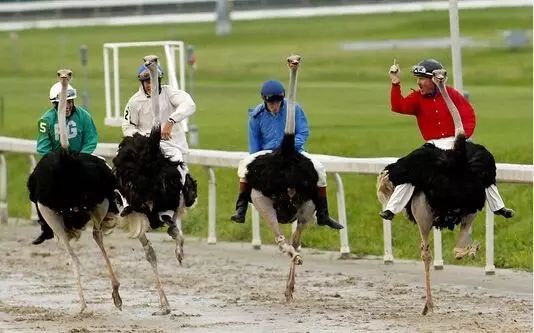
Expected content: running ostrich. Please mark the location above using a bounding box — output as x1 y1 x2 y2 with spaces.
246 55 319 302
377 69 498 315
27 69 122 313
113 56 197 315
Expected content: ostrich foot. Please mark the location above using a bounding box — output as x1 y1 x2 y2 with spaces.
152 307 171 316
285 288 294 302
112 287 123 311
454 241 480 259
167 224 184 264
79 303 87 314
292 253 303 265
421 299 434 315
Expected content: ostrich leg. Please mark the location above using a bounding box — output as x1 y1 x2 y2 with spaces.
91 199 123 310
166 215 185 265
285 214 310 302
453 213 479 259
37 203 87 313
411 193 434 315
139 232 171 315
251 190 299 259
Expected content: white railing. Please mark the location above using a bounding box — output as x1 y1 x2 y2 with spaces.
0 136 532 274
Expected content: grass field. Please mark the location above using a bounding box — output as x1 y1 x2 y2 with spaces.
0 7 531 270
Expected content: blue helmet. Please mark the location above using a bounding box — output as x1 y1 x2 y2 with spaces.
137 64 164 81
260 80 285 101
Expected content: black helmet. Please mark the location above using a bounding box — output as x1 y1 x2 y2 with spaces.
411 59 444 78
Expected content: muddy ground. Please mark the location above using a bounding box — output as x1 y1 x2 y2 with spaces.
0 223 531 333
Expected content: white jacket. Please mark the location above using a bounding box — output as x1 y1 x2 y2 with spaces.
122 85 196 154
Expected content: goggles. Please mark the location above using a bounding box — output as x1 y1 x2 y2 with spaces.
138 67 163 81
263 94 284 102
411 65 432 77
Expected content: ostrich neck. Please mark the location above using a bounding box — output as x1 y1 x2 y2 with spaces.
58 82 69 150
284 68 298 135
437 82 464 136
149 67 160 126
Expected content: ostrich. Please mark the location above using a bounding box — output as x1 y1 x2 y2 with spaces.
27 69 122 313
377 69 497 315
245 55 320 302
112 55 197 315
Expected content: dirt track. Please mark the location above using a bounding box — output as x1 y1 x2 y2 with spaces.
0 223 532 333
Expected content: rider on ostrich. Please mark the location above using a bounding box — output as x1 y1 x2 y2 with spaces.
245 55 332 301
27 69 122 313
377 63 511 315
119 55 197 226
230 78 343 230
31 79 99 244
379 58 514 221
113 56 198 315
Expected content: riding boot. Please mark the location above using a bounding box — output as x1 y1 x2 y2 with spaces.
32 207 54 245
230 182 251 223
314 187 344 230
182 173 198 207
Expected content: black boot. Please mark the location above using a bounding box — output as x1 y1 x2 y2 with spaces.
230 185 251 223
183 174 198 207
379 210 395 221
494 207 514 218
32 218 54 245
314 188 343 230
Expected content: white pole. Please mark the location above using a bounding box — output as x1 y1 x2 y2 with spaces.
335 173 351 258
485 205 496 275
207 167 217 244
0 154 7 224
29 154 38 222
112 46 121 120
382 204 393 264
433 228 444 269
103 46 112 125
178 41 186 92
251 204 261 249
164 44 178 91
448 0 464 92
177 42 189 132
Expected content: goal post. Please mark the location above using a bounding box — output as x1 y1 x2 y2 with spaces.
102 40 188 130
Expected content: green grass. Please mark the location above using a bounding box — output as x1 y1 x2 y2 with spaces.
0 7 531 270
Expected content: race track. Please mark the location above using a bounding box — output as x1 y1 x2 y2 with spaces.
0 223 531 333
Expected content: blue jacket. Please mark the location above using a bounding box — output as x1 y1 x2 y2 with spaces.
248 100 309 154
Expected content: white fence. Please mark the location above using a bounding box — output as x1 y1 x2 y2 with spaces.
0 136 532 274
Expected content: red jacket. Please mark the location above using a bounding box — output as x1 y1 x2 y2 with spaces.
390 83 476 140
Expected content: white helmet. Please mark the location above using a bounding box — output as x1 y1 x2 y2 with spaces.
49 82 77 102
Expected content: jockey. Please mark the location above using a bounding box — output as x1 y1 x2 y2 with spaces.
32 80 99 245
380 58 514 221
121 58 196 222
230 79 343 230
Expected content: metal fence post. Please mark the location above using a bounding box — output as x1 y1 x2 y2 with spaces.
485 205 496 275
382 203 394 264
0 154 7 224
433 228 444 269
207 167 217 244
29 154 38 222
335 173 351 258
